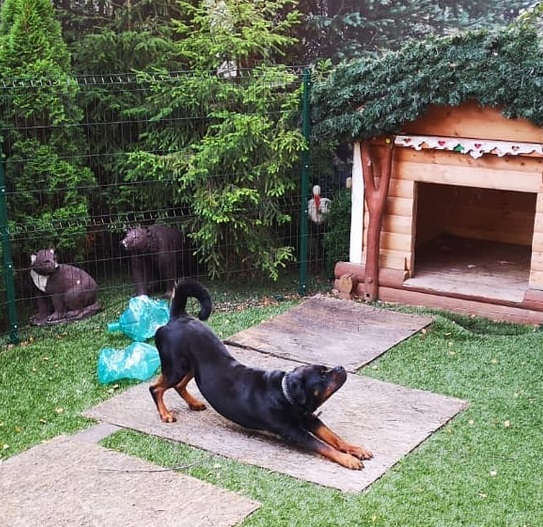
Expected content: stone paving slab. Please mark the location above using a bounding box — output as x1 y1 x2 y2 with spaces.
0 435 260 527
225 295 433 371
85 347 467 493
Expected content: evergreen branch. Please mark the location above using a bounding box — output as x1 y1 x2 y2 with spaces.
312 23 543 141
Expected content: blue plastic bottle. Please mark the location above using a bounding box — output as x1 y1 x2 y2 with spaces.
108 295 170 341
97 342 161 384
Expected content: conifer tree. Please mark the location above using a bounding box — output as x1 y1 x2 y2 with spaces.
121 0 305 279
292 0 534 63
0 0 96 260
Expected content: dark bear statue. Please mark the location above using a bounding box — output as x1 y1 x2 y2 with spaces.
30 248 100 325
121 224 194 297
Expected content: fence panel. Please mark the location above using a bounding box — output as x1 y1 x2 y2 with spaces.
0 69 350 343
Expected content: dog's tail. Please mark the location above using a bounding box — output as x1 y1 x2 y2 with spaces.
170 278 212 321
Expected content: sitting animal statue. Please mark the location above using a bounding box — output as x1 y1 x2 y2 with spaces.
121 224 194 297
30 248 100 325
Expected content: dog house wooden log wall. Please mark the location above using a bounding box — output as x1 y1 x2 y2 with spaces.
334 101 543 324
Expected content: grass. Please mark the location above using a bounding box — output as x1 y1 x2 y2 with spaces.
0 278 301 458
1 283 542 526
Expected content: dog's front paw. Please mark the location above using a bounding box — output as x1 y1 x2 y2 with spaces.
350 445 373 460
338 453 364 470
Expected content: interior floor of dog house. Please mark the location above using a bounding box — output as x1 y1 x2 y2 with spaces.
403 184 536 303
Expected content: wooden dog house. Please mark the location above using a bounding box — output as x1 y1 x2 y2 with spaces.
334 101 543 323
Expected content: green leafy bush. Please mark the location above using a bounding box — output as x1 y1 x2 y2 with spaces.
322 188 352 276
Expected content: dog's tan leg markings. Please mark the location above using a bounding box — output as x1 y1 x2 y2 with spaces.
149 374 176 423
315 443 365 470
174 373 207 411
310 421 373 461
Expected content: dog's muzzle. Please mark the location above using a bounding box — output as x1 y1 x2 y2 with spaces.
330 366 347 387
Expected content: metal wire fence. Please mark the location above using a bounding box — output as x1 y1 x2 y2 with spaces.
0 68 351 343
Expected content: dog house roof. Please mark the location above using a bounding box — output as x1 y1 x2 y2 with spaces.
311 25 543 142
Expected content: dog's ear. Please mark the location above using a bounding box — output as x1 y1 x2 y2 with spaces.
287 374 307 407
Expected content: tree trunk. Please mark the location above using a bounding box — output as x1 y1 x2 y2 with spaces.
361 138 394 302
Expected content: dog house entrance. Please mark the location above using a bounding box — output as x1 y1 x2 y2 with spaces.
404 183 536 303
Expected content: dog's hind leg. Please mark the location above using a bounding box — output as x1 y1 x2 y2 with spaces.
149 375 177 423
174 373 207 411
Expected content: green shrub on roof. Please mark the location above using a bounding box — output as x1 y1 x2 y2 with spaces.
312 24 543 141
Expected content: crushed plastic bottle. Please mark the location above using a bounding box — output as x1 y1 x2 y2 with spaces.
97 342 161 384
108 295 170 341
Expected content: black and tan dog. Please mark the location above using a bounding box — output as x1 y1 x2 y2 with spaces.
150 279 373 469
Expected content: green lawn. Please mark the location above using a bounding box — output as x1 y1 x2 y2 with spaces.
1 285 542 526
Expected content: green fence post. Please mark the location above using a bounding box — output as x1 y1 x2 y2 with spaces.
0 157 19 344
299 68 311 295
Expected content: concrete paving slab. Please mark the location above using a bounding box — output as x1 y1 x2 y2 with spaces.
225 295 433 371
85 347 467 493
73 422 122 444
0 435 259 527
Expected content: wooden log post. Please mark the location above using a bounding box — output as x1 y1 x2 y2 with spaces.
361 138 394 302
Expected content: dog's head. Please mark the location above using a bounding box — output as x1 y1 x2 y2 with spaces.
283 364 347 413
